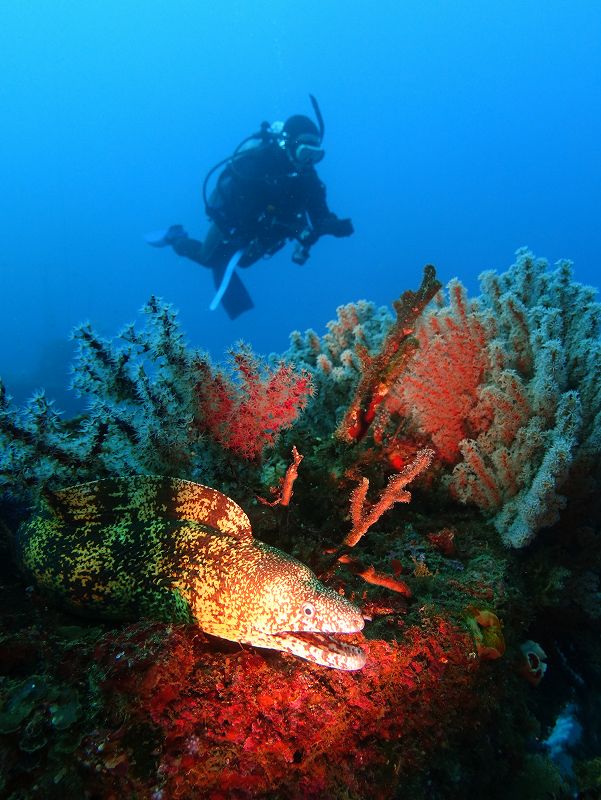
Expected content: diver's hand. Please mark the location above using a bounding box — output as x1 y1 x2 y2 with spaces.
330 217 354 238
292 243 311 265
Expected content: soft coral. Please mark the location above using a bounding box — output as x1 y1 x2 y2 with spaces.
194 343 314 460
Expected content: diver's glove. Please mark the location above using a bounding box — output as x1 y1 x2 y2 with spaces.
333 217 354 237
292 242 311 265
322 216 354 238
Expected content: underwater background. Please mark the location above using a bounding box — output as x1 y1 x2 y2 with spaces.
1 1 599 413
2 4 601 799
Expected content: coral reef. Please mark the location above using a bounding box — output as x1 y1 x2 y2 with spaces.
1 249 600 798
335 264 442 444
448 250 599 548
0 297 312 500
295 248 601 549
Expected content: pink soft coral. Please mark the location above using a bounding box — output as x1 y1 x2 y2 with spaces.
390 280 496 463
194 344 313 460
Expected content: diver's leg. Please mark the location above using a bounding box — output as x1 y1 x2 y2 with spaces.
200 224 240 267
171 236 206 265
171 223 239 268
159 222 253 318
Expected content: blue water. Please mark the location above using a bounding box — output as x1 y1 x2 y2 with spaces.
1 2 600 414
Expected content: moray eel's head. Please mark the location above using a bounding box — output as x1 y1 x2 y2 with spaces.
225 543 366 670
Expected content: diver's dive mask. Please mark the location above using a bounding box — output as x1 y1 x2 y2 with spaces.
289 133 325 166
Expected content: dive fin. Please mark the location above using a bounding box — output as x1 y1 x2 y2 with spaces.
209 250 241 311
209 251 254 319
221 272 254 319
145 225 188 247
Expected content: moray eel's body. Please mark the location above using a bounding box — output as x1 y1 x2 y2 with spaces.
17 476 366 670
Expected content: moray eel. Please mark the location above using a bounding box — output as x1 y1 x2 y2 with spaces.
17 476 366 670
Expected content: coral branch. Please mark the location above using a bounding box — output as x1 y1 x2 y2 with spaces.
337 266 442 443
337 554 412 597
343 448 434 547
258 446 303 507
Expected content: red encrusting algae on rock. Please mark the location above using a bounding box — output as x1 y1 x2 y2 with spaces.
427 527 457 556
90 615 481 799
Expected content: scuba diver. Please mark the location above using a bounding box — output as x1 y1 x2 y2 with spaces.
146 96 354 319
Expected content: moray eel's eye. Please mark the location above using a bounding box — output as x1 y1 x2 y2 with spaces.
303 602 315 616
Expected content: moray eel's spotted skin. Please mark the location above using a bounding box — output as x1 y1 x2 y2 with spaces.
17 476 366 670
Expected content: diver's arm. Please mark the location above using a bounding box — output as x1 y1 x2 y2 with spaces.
304 174 354 242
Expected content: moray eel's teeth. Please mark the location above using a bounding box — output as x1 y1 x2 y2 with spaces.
273 631 367 670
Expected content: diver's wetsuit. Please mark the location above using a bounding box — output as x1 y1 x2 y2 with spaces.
172 140 345 318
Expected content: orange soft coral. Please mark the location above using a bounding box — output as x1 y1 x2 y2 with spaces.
390 279 496 464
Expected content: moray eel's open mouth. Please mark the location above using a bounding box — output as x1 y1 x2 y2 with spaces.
272 631 366 670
